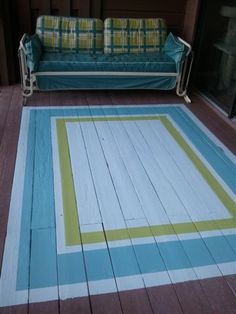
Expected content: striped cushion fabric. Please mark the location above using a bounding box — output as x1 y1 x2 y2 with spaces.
36 16 103 53
104 18 167 54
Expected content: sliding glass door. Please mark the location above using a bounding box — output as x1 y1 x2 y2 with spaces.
193 0 236 117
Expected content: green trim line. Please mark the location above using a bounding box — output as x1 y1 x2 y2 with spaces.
55 115 236 247
56 120 81 245
65 218 236 245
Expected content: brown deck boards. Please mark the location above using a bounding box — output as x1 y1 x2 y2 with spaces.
0 86 22 268
147 286 183 314
60 297 91 314
0 85 235 314
89 293 123 314
29 300 59 314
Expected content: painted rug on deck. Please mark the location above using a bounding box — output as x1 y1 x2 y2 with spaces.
0 105 235 306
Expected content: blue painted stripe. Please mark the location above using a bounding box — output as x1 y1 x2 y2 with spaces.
109 245 141 277
158 240 192 269
27 235 236 289
132 243 168 273
225 234 236 253
83 249 114 281
204 235 236 264
181 237 215 266
16 112 36 290
170 107 236 193
30 228 57 289
58 252 86 284
31 111 56 229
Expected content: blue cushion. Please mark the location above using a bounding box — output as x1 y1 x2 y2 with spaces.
38 52 176 73
163 33 186 71
24 34 42 72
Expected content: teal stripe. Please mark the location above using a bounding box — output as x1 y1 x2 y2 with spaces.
30 228 57 289
59 17 62 52
158 19 163 50
111 19 114 53
84 248 114 281
26 235 236 288
127 19 130 53
105 27 166 31
93 20 96 53
16 111 36 290
76 18 79 53
58 252 86 284
105 44 161 48
143 20 146 53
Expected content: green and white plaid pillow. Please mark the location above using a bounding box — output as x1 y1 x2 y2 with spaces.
36 16 103 53
104 18 167 54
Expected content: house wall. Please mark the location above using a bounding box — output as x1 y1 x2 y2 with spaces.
0 0 200 85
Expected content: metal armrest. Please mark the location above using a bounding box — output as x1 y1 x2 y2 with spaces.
176 37 194 103
18 34 35 102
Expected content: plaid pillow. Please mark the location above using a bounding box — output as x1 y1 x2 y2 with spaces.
104 18 167 54
36 16 103 53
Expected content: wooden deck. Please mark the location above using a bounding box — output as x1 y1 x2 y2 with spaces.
0 86 236 314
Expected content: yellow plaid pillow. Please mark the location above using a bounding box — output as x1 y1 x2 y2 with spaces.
36 16 103 53
104 18 167 54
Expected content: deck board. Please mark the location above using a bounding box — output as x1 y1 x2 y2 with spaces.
0 86 236 313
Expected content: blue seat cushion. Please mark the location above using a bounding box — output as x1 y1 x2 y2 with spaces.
38 52 177 73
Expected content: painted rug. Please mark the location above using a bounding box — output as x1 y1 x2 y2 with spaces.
0 105 235 306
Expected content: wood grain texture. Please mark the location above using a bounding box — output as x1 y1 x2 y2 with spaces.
0 87 22 267
56 0 71 16
0 86 13 145
224 275 236 296
0 14 9 85
90 293 123 314
183 0 200 43
91 0 102 18
29 300 59 314
79 0 90 17
118 289 153 314
60 297 91 314
147 285 183 314
0 86 235 314
0 86 26 313
0 304 28 314
102 0 187 12
199 277 236 314
16 0 32 35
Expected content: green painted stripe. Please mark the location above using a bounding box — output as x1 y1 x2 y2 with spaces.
56 120 81 246
61 219 236 245
56 115 236 247
60 116 161 123
81 229 106 244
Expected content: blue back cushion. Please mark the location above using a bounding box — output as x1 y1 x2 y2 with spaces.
24 34 42 72
163 33 186 72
